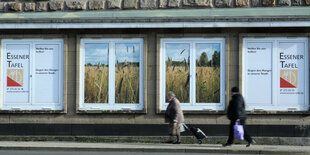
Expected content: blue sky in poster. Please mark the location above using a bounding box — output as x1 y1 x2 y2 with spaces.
85 43 140 65
85 43 109 65
115 43 140 63
196 43 220 60
165 43 190 61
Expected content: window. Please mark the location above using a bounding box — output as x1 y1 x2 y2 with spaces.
243 37 309 111
1 39 64 110
79 38 144 111
159 38 226 111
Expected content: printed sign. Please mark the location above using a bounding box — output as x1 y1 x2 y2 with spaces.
278 42 306 106
244 42 272 106
4 44 30 103
243 38 308 111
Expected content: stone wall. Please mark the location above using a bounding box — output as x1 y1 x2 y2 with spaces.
0 0 308 12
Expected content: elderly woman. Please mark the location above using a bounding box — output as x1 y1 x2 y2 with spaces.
165 91 185 144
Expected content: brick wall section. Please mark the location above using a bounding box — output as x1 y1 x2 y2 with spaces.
0 0 308 12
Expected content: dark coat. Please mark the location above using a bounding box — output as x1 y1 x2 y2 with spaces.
165 98 184 123
227 93 247 121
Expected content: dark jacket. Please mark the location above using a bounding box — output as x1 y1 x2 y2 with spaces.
165 98 184 123
227 93 247 121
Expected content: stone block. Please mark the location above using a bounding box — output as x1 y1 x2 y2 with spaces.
36 1 48 12
89 0 105 10
262 0 275 6
124 0 138 9
159 0 168 8
251 0 260 7
168 0 181 8
183 0 213 7
107 0 122 9
278 0 291 6
0 2 6 12
236 0 249 7
65 0 87 10
215 0 232 7
24 3 35 12
7 2 21 12
49 0 64 11
292 0 303 6
140 0 157 9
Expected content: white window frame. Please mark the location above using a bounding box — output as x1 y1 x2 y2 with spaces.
79 38 144 111
159 38 226 111
242 37 309 111
1 39 64 110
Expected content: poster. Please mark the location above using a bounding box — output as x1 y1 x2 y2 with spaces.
5 44 30 104
34 44 60 104
2 39 63 110
244 42 272 106
243 38 308 111
278 42 306 106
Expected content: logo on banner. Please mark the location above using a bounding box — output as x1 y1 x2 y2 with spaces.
7 69 23 87
280 70 297 88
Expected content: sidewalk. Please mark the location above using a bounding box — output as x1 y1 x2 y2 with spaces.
0 141 309 154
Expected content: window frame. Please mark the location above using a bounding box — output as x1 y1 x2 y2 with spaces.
0 39 64 111
78 38 145 112
242 37 309 111
159 38 226 111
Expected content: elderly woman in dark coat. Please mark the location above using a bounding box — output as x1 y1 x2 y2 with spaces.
165 91 185 144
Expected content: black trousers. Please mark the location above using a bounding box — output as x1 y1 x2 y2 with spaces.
227 119 252 144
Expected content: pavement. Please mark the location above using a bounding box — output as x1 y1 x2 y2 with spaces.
0 141 309 155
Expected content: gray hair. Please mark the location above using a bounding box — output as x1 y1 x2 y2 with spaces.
167 91 176 99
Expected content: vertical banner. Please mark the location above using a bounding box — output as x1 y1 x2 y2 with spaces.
245 42 272 106
278 42 306 106
5 44 30 103
34 44 60 104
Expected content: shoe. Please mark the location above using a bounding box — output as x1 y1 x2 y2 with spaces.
173 141 181 144
246 139 256 147
222 143 232 147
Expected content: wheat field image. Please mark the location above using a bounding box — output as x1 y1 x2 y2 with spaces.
84 43 140 104
165 43 221 103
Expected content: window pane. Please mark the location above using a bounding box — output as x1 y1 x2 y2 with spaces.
165 43 190 103
115 43 140 104
5 44 30 104
84 43 109 104
35 44 60 104
195 43 221 103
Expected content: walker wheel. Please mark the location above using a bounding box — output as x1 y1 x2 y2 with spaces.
198 140 202 144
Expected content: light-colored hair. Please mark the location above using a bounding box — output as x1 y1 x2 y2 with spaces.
167 91 176 99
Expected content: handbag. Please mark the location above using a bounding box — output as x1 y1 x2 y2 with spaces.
234 121 244 140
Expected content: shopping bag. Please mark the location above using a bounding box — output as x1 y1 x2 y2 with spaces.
234 121 244 140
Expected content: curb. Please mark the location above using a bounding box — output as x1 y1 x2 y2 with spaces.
0 142 308 155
